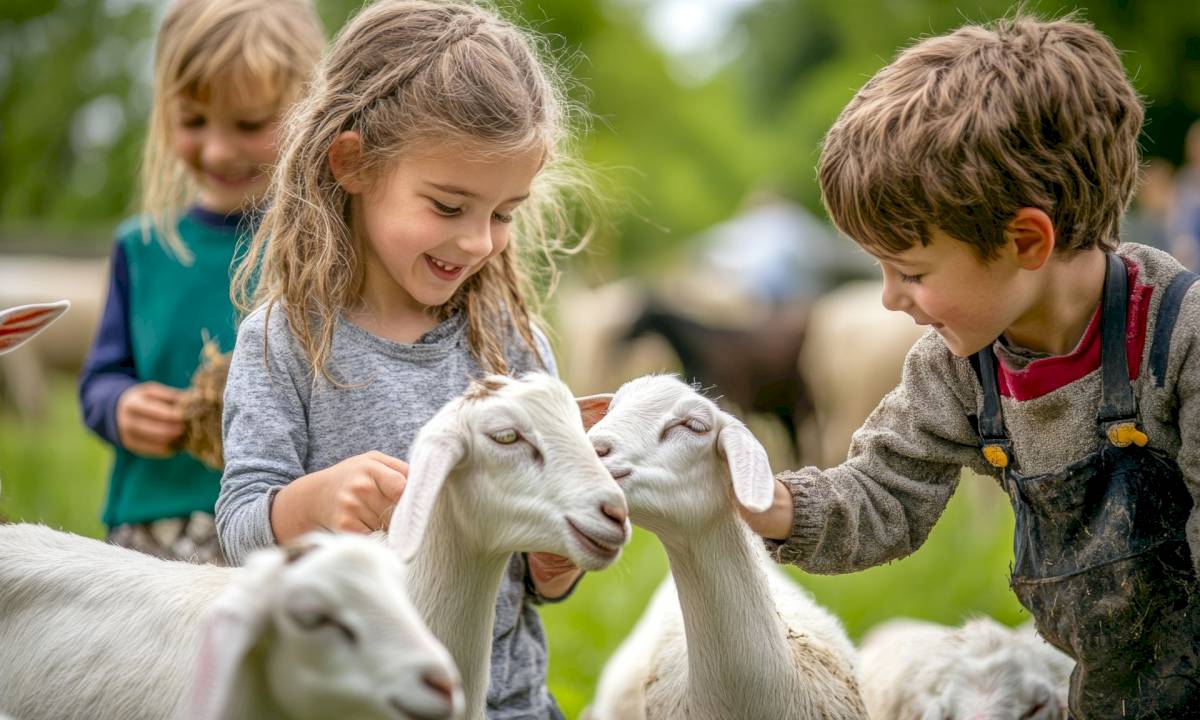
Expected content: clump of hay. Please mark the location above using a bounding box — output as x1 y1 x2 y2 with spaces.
179 339 229 470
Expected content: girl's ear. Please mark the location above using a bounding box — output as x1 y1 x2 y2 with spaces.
328 131 366 194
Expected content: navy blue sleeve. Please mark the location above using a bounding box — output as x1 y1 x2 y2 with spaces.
79 241 139 447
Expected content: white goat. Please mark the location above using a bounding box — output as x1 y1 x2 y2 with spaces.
585 374 866 720
0 528 462 720
388 372 631 720
859 617 1073 720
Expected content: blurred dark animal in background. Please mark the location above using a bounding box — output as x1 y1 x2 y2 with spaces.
621 297 812 461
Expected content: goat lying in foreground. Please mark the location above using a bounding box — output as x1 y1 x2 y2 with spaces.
0 530 461 720
586 375 866 720
860 616 1073 720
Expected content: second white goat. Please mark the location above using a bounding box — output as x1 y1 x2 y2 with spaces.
586 374 866 720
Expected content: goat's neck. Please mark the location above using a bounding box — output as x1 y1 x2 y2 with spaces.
659 510 802 719
219 652 288 720
404 498 510 720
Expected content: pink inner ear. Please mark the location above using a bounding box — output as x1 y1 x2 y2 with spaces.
577 394 614 430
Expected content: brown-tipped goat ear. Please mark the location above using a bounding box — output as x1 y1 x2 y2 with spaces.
577 394 614 431
0 301 70 355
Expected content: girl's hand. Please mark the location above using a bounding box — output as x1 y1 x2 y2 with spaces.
527 551 584 600
116 382 185 457
272 451 408 543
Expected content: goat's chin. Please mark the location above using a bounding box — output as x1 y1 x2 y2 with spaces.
389 686 462 720
562 516 625 571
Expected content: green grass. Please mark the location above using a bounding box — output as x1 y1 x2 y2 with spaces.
0 373 1025 719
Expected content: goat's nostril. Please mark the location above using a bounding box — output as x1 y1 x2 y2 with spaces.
594 442 611 458
421 668 456 702
601 502 628 527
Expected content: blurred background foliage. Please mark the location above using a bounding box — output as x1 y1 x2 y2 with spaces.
5 0 1199 264
3 1 1200 717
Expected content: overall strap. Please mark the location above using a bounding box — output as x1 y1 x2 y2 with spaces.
1097 253 1148 448
969 346 1012 469
1149 268 1200 388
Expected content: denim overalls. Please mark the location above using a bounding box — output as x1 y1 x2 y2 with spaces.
971 254 1200 719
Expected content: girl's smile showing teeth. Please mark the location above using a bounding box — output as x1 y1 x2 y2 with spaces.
426 254 466 280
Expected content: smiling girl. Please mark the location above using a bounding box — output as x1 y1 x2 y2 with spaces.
217 2 593 716
79 0 323 564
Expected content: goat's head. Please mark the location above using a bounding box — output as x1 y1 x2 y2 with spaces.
919 619 1069 720
585 374 774 534
187 533 462 720
389 373 629 571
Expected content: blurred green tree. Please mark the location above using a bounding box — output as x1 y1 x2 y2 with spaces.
2 0 1199 269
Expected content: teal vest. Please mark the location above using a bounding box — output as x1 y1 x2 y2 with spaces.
103 211 244 526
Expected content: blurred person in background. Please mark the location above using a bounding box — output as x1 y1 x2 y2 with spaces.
77 0 324 564
1123 157 1175 254
1170 119 1200 270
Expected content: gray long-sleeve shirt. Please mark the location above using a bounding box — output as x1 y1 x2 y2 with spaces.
769 244 1200 577
218 305 565 719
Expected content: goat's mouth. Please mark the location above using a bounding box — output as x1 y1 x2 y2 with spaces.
388 693 458 720
565 517 623 563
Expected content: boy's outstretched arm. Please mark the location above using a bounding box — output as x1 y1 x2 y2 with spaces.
747 331 995 575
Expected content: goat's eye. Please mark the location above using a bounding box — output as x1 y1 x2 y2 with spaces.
1020 703 1045 719
490 429 520 445
682 418 711 433
290 608 358 645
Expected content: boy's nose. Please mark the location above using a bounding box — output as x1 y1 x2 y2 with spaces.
880 275 910 313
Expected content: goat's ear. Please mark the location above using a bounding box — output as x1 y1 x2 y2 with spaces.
577 393 614 430
185 552 285 720
389 432 465 561
716 422 774 513
0 300 69 355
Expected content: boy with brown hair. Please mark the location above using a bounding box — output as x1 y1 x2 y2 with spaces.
745 14 1200 718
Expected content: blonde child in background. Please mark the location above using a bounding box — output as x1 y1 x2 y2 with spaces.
79 0 323 563
217 1 593 717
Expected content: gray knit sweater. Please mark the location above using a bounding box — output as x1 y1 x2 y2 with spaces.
769 244 1200 577
217 305 565 720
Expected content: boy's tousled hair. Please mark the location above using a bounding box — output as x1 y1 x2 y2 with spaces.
142 0 325 263
818 14 1143 259
233 0 592 384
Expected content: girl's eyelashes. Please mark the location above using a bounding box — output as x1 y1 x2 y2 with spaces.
899 273 924 284
429 198 515 224
179 115 206 129
430 198 462 217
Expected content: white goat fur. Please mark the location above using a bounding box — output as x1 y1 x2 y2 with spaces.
387 372 631 720
0 528 462 720
587 375 866 720
859 617 1074 720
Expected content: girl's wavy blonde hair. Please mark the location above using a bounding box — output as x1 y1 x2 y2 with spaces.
233 0 592 383
141 0 324 263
